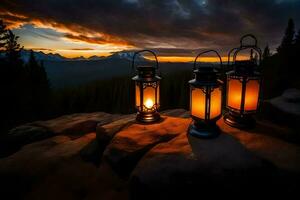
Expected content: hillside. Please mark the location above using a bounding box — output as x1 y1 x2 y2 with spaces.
12 50 193 88
45 61 194 88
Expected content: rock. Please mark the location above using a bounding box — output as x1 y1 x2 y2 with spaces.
103 117 190 177
1 110 300 199
79 139 102 165
217 119 300 173
268 88 300 116
1 112 123 157
263 88 300 129
0 132 95 199
33 112 121 137
255 118 300 144
6 125 53 146
130 128 274 199
0 131 129 200
80 114 136 165
160 109 189 118
91 112 189 167
96 114 136 145
282 88 300 102
0 125 53 157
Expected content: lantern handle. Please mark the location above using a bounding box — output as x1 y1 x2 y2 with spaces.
131 49 159 72
230 34 262 66
227 47 240 66
193 50 223 71
232 46 262 65
240 34 258 48
228 46 253 64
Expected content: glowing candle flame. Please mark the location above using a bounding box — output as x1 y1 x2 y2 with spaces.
145 99 154 109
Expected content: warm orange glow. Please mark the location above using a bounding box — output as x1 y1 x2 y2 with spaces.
145 99 154 109
244 80 260 111
210 88 222 119
191 88 206 119
227 79 242 110
53 50 112 58
135 84 140 107
143 86 156 110
191 87 222 120
157 84 160 107
227 78 260 112
146 56 249 63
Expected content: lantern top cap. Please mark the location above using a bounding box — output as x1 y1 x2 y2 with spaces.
194 66 218 77
132 65 161 81
190 66 221 86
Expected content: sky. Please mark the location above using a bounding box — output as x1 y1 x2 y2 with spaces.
0 0 300 62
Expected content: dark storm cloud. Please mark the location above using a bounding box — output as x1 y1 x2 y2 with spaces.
1 0 300 55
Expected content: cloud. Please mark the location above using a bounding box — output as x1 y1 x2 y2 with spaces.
64 33 131 46
27 48 54 51
70 48 95 51
1 0 300 55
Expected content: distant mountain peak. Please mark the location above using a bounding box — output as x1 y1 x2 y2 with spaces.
17 49 147 63
107 51 146 61
20 50 66 62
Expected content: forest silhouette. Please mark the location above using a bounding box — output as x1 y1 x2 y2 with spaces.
0 18 300 136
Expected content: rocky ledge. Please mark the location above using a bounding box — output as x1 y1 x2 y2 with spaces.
0 109 299 199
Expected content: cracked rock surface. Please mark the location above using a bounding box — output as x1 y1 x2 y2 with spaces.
0 109 299 199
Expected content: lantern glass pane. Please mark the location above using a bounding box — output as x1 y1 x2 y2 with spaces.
227 79 242 110
135 83 140 107
143 86 156 110
244 79 260 111
191 87 206 119
210 87 222 119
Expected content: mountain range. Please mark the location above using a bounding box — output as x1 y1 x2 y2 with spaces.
19 50 142 63
1 49 192 88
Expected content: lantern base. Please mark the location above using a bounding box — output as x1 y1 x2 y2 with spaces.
136 111 160 123
223 112 255 129
188 121 220 139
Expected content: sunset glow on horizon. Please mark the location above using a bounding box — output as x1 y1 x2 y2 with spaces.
147 55 250 63
1 0 299 62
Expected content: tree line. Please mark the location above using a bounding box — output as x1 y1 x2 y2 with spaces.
262 18 300 98
0 20 50 133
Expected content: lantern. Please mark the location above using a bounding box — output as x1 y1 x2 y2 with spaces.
224 34 262 128
188 50 223 138
132 50 161 123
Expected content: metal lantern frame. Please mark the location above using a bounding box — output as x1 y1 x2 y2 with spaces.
132 50 161 123
188 50 224 138
224 34 262 128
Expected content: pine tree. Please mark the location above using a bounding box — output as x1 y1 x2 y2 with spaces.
277 18 295 54
276 18 297 90
2 29 29 130
26 51 51 118
0 19 8 53
263 45 271 60
295 29 300 51
5 30 23 65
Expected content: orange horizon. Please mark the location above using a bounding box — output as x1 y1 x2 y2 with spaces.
146 55 250 63
26 49 251 63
